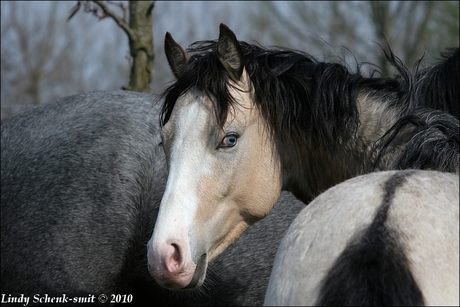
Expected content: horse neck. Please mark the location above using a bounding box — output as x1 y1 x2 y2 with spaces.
279 91 405 204
355 90 407 151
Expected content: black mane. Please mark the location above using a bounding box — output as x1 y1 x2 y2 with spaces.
160 40 408 150
412 47 459 118
160 39 458 177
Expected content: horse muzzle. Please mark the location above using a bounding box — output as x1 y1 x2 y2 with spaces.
147 239 207 290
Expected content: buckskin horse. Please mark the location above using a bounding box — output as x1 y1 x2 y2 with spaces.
148 24 459 292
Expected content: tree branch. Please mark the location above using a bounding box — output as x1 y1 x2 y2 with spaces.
106 1 128 21
93 1 136 40
146 1 154 17
265 2 312 43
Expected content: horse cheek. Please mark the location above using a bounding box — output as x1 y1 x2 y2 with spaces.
238 136 282 220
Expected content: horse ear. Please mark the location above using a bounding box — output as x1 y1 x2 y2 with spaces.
165 32 190 79
217 23 244 81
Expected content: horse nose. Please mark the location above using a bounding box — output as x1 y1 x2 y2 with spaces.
148 240 195 289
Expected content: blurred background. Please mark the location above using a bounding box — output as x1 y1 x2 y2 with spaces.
1 1 458 119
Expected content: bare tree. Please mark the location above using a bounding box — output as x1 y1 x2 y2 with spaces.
252 1 459 76
1 2 81 117
6 1 454 120
149 1 254 93
1 1 129 119
367 1 437 76
2 2 59 107
69 1 155 93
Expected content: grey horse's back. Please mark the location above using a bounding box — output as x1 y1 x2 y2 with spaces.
1 90 168 303
265 170 459 306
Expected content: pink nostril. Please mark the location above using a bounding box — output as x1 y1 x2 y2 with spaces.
165 243 183 273
148 239 198 289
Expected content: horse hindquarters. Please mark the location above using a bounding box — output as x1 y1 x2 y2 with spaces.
264 170 459 306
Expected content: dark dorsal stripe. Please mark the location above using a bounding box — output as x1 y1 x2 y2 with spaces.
315 170 425 306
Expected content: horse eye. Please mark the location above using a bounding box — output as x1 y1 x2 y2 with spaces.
220 134 238 148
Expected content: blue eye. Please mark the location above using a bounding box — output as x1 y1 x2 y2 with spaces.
220 134 238 148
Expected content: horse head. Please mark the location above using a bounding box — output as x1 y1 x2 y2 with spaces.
147 24 282 290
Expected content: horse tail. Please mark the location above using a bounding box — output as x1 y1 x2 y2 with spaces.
315 171 425 306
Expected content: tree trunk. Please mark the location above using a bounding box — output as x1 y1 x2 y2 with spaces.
125 1 154 93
